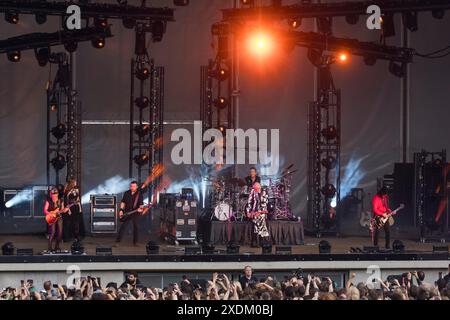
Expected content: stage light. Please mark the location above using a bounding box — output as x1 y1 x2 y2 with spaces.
433 158 443 167
5 11 19 24
51 154 66 171
214 97 229 110
307 48 322 67
345 14 359 25
152 21 165 42
363 55 377 66
174 0 190 6
288 18 301 29
49 96 58 112
63 41 78 53
71 240 85 255
134 124 151 137
218 125 227 133
1 242 14 255
240 0 254 5
7 51 20 63
211 66 229 81
146 241 160 254
34 47 50 67
91 37 105 49
123 17 136 29
321 156 336 170
94 17 108 29
363 246 379 253
389 61 405 78
432 9 445 19
247 32 273 58
35 13 47 25
319 240 331 254
134 154 149 166
321 126 337 140
330 196 337 208
392 240 405 253
226 242 240 254
51 123 67 140
135 96 150 109
381 13 395 38
261 242 273 254
402 11 418 32
136 67 150 81
202 243 215 254
337 52 349 63
321 184 336 198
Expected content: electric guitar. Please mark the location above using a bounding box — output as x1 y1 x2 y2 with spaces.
373 204 405 228
246 210 268 219
45 203 77 225
359 211 372 228
119 204 151 222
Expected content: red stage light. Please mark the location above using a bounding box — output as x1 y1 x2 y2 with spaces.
247 31 273 57
338 52 349 63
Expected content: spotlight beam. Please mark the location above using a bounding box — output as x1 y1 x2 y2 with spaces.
0 26 112 54
0 0 175 22
222 0 450 21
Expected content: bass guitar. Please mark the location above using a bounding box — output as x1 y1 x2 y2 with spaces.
45 203 77 225
119 204 151 222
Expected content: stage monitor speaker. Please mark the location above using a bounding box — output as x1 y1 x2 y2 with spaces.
363 246 379 253
16 248 33 256
275 246 292 255
185 246 201 255
96 246 112 256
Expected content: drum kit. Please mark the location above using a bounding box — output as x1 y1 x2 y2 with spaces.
208 164 298 222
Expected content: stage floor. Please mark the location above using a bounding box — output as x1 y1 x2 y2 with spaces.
0 234 442 256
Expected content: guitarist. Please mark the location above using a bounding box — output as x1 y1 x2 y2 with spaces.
246 182 270 247
114 181 146 247
372 186 391 249
44 188 69 252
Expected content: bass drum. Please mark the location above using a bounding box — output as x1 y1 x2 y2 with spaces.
214 202 232 221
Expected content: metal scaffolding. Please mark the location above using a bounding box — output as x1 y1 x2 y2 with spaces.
46 52 81 187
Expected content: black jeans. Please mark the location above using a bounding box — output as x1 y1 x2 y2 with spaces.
116 214 139 244
373 222 390 248
48 219 63 251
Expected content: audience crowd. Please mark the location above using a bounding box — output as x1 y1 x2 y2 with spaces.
1 265 450 300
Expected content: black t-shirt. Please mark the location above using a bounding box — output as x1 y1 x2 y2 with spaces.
239 275 257 289
245 175 261 188
121 189 144 212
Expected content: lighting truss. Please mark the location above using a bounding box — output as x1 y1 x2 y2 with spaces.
0 0 175 21
281 30 415 63
0 26 112 54
222 0 450 21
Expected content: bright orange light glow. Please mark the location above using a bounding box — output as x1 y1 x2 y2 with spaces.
338 52 349 63
247 32 273 57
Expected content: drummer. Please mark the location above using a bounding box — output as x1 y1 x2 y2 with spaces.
244 167 261 190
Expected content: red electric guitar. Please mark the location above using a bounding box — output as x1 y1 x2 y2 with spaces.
45 203 76 225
